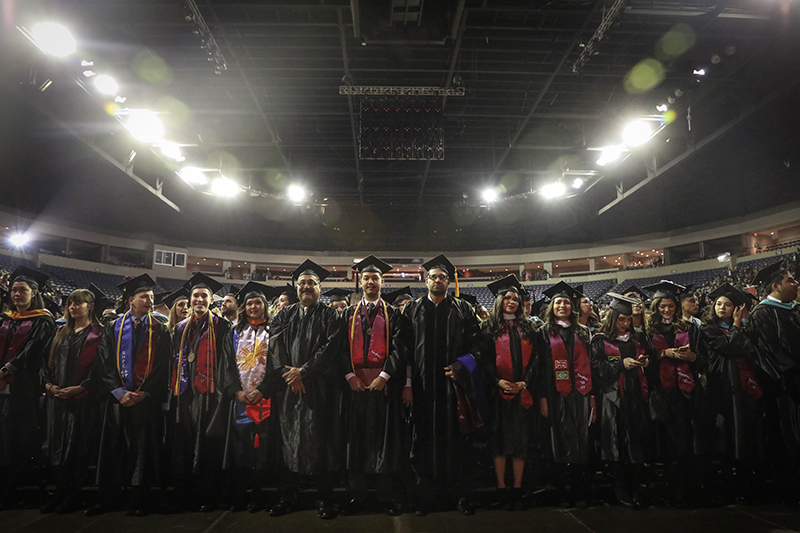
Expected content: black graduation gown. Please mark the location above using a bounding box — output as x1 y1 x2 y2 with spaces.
259 301 345 476
645 322 704 459
40 326 104 473
169 315 237 478
700 322 764 462
0 311 56 467
95 316 171 487
589 334 654 464
341 301 407 475
402 295 482 488
481 322 539 458
538 325 594 465
748 302 800 461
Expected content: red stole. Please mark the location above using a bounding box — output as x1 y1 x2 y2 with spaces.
48 324 103 388
603 340 649 403
496 327 533 408
651 331 694 393
0 310 50 383
549 330 592 396
348 300 389 386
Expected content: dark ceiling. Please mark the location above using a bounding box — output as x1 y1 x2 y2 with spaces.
2 0 800 252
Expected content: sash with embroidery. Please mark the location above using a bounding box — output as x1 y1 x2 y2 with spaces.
113 312 156 391
348 300 389 386
651 331 694 393
717 327 763 400
233 325 271 422
48 324 103 388
172 312 218 396
603 340 649 403
496 327 533 408
549 330 592 396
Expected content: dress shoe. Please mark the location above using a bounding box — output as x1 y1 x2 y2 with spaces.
56 495 83 515
340 498 366 516
456 497 475 516
199 503 215 513
317 500 337 520
84 503 110 517
229 502 247 513
125 507 148 517
269 498 294 517
382 501 402 516
40 497 61 514
413 503 428 517
246 501 264 513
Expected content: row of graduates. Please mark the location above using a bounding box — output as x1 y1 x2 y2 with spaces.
1 255 799 517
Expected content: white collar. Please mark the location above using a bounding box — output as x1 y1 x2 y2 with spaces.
616 332 631 342
556 320 571 328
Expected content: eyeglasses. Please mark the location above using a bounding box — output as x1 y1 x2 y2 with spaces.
427 274 449 281
297 280 318 287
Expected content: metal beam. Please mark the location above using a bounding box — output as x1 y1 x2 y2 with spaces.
338 8 364 204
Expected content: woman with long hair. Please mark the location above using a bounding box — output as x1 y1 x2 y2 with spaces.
40 288 106 514
165 288 190 335
0 266 57 509
642 280 704 507
481 275 539 511
577 294 600 334
538 282 596 508
700 283 764 503
590 293 654 510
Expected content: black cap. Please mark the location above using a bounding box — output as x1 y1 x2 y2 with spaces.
707 283 748 307
43 294 62 316
531 298 548 316
279 284 299 304
542 281 584 301
383 286 413 306
9 265 49 290
459 293 480 309
622 285 647 302
606 292 640 315
642 280 686 300
487 274 522 297
184 273 224 295
236 281 279 306
678 284 696 301
117 274 157 299
153 291 171 306
87 283 111 314
520 286 531 302
323 287 353 303
352 255 393 275
753 260 788 289
162 287 189 309
292 259 330 282
422 254 456 281
574 284 585 297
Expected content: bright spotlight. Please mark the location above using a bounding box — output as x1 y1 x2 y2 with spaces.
93 75 118 95
178 167 207 185
596 145 624 166
9 233 29 247
82 70 96 78
717 252 731 263
572 178 584 189
656 104 668 112
287 185 306 202
622 120 653 147
123 110 164 143
693 69 705 76
114 96 127 103
541 182 566 199
31 22 76 57
482 188 498 203
211 177 239 197
160 142 184 162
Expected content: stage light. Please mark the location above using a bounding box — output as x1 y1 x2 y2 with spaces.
31 22 76 57
114 96 126 103
179 167 207 185
717 252 730 263
287 185 306 202
94 75 118 95
622 120 653 147
160 142 184 162
9 233 29 247
82 70 96 78
572 178 584 189
482 188 498 203
81 60 94 67
656 104 668 112
211 177 239 197
541 182 565 198
596 145 624 166
123 110 164 143
693 69 705 76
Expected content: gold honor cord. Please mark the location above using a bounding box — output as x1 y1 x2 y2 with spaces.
115 311 154 392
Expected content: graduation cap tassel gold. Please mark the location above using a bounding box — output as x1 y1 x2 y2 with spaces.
455 271 460 297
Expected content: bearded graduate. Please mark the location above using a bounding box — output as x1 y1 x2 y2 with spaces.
92 274 172 517
641 280 704 508
340 256 406 517
40 286 109 514
747 261 800 507
261 260 345 520
0 266 57 510
169 273 238 512
481 275 540 511
589 293 654 510
538 281 596 509
228 281 277 513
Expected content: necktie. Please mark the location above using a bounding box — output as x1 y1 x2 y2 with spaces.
133 318 142 348
367 302 375 316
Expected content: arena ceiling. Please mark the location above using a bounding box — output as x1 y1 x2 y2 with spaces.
2 0 800 252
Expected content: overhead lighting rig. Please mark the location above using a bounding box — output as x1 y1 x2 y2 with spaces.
572 0 627 74
182 0 228 75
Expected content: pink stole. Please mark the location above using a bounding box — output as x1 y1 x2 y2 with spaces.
495 327 533 408
651 331 694 393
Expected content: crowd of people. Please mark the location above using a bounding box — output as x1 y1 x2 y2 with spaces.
0 253 799 520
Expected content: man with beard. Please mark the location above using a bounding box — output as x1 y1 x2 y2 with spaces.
340 256 406 516
680 285 702 327
261 260 345 519
402 254 482 515
221 292 239 324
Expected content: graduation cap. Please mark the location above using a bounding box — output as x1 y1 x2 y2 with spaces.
530 298 548 317
9 265 49 290
323 287 353 303
622 285 647 302
162 287 190 309
459 293 480 309
352 255 393 275
236 281 279 306
279 284 299 304
184 272 224 294
87 283 111 313
642 280 686 300
678 284 696 301
43 294 62 316
153 291 171 306
487 274 522 297
117 274 157 299
519 286 531 302
383 286 413 306
707 283 749 307
753 260 788 289
542 281 584 302
605 292 640 315
422 254 456 280
291 259 330 282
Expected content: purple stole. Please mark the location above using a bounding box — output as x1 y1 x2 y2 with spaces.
113 312 157 391
550 331 592 396
172 312 218 396
651 331 694 393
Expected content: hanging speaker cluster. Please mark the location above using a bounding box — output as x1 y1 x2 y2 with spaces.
358 97 444 161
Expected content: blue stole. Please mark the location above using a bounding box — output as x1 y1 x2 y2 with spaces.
114 311 151 391
759 298 798 311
